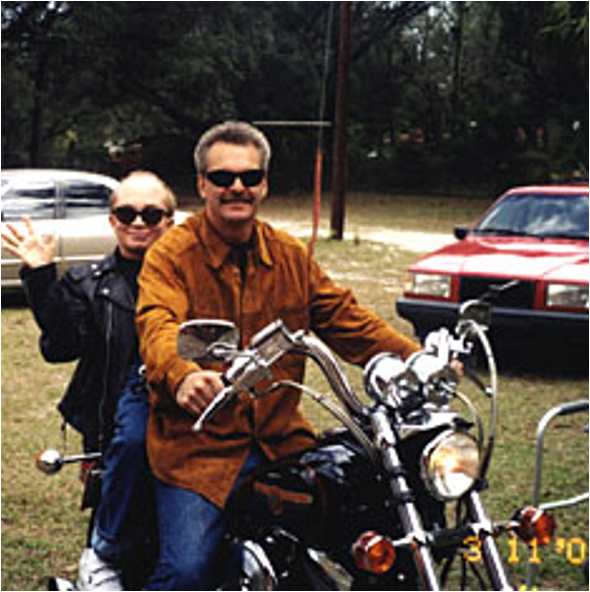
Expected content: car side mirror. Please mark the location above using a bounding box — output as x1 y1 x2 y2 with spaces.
178 319 239 363
454 226 469 240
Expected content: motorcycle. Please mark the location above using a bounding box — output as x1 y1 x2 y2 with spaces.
37 295 552 590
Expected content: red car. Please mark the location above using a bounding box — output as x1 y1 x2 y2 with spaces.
396 184 589 353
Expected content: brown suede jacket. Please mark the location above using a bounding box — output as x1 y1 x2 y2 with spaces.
136 211 420 508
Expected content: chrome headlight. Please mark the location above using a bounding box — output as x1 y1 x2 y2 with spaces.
421 431 480 500
545 283 588 309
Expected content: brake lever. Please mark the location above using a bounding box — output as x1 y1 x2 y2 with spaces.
192 385 236 432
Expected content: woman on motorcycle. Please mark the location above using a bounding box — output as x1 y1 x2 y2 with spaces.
2 171 176 591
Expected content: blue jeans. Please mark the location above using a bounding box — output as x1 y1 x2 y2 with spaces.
144 448 263 591
92 362 151 562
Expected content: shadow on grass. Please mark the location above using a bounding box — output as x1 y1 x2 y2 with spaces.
495 344 588 379
1 291 28 309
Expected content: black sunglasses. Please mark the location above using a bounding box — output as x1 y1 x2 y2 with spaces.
204 169 265 188
113 206 171 226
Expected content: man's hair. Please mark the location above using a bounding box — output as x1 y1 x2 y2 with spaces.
194 121 272 174
110 170 177 213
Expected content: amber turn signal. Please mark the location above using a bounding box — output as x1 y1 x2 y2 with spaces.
352 530 396 574
512 506 556 546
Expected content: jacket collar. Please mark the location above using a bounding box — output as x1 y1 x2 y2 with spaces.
93 251 118 274
195 212 273 270
92 250 137 311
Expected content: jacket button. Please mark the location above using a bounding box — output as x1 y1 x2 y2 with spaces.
102 287 110 296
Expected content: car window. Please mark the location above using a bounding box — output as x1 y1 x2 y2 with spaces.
476 193 589 239
1 181 57 221
62 181 112 218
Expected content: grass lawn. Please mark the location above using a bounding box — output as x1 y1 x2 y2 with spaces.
2 192 587 590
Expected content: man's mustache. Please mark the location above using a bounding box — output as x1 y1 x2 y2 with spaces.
220 195 255 205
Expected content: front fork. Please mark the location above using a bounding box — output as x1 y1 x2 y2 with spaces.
465 490 513 591
372 408 442 590
372 408 513 591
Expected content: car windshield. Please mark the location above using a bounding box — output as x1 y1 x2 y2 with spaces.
474 192 589 240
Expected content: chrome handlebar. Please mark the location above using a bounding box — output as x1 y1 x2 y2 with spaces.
191 320 367 432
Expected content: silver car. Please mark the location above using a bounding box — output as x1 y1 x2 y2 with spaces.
1 169 120 291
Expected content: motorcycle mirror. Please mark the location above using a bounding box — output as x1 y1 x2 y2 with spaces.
178 319 240 363
458 299 491 329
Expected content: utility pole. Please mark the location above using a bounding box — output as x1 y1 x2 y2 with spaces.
330 1 351 240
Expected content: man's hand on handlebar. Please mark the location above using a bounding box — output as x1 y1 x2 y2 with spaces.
176 370 225 417
449 359 464 380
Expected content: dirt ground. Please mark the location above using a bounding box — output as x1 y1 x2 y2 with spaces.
266 217 451 253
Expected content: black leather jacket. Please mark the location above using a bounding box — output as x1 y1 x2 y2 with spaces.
21 251 139 451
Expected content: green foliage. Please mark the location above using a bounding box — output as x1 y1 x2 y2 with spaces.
1 2 587 190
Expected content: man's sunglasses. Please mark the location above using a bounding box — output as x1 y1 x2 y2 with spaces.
204 169 265 188
112 206 171 226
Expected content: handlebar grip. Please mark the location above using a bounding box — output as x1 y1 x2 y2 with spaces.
554 400 589 417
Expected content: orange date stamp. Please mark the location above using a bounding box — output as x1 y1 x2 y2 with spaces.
462 534 588 566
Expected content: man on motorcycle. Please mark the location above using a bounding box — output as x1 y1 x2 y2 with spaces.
2 171 176 591
136 121 422 590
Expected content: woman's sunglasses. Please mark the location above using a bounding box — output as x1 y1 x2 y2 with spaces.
112 206 171 226
204 169 265 188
